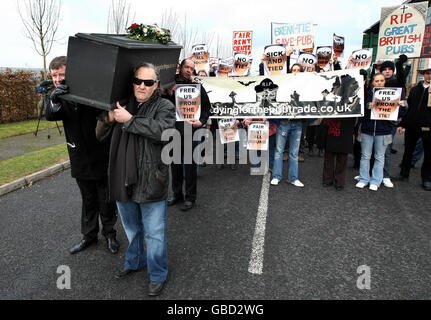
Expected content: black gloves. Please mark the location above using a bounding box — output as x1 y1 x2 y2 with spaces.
399 54 408 64
50 83 69 104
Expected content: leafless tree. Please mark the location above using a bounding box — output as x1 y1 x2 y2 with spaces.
107 0 134 34
17 0 62 79
160 8 180 40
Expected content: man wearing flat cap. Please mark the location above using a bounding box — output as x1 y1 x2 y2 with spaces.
395 66 431 191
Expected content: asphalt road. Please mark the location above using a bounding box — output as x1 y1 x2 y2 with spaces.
0 136 430 301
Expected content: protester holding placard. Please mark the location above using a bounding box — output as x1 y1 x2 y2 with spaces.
356 74 394 191
164 59 211 211
395 67 431 191
270 66 305 187
243 118 278 171
379 56 409 188
217 118 241 171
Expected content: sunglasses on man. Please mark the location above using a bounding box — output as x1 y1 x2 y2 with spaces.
133 78 158 86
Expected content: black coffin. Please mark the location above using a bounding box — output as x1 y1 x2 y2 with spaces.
62 33 182 111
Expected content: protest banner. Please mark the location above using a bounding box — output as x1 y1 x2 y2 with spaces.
370 87 402 121
247 122 269 151
271 22 315 50
346 48 373 70
333 34 344 58
217 60 233 78
421 7 431 57
263 44 287 75
175 84 201 121
233 52 252 76
316 46 333 70
200 69 364 119
191 44 210 74
297 52 318 72
233 31 253 56
218 118 240 144
377 1 428 60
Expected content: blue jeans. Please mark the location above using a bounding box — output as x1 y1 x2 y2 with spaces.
359 134 388 186
272 120 302 181
116 199 168 282
412 137 424 165
383 126 397 178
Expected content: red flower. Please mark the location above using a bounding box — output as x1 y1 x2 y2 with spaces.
130 23 138 29
168 29 171 33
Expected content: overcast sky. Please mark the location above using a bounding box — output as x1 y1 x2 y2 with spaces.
1 0 402 69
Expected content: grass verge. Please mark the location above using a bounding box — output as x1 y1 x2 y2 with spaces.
0 119 63 139
0 143 69 185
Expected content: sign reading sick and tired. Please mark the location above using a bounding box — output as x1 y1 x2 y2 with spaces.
175 84 201 121
377 1 428 59
371 87 402 121
233 31 253 56
271 22 315 50
263 44 287 75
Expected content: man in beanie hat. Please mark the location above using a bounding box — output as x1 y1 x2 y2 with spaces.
380 55 409 188
395 66 431 191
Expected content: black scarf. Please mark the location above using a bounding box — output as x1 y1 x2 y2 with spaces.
108 95 154 203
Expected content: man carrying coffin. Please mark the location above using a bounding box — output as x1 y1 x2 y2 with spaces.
96 62 176 296
396 67 431 191
45 56 119 254
164 59 211 211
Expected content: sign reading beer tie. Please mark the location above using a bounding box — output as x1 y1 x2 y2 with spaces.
263 44 287 75
218 118 240 144
175 84 201 121
346 48 373 70
191 44 210 75
233 31 253 56
247 122 269 150
370 87 402 121
297 52 317 72
316 46 333 70
233 52 252 76
271 22 315 50
333 34 345 58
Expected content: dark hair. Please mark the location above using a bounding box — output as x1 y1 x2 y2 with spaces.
290 63 304 73
133 62 161 96
180 58 194 68
49 56 67 71
133 62 160 80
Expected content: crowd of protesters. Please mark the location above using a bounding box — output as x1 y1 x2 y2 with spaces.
43 49 430 297
195 53 429 193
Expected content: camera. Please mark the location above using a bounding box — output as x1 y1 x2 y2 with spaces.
35 80 54 94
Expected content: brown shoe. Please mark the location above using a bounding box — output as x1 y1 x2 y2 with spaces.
298 155 305 162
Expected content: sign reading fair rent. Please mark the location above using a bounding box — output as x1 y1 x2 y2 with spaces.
233 31 253 56
271 22 315 50
377 1 427 59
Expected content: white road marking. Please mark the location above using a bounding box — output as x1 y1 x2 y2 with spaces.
248 171 271 275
